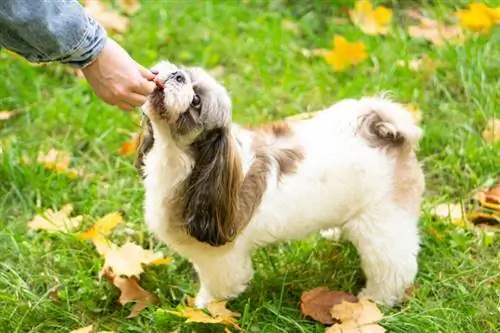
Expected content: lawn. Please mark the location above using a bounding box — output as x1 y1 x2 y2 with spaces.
0 0 499 332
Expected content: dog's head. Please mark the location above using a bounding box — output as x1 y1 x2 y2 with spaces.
137 61 242 247
143 61 232 144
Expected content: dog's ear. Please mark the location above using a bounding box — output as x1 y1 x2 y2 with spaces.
135 115 154 178
183 128 242 246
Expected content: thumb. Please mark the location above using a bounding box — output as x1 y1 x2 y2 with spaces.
139 65 156 80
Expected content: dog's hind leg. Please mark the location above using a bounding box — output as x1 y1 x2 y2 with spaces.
341 204 420 306
193 248 254 308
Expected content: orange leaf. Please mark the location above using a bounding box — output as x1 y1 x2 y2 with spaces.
300 287 358 325
349 0 392 35
118 135 139 156
455 2 500 33
327 298 385 333
103 268 158 318
166 300 240 329
323 35 368 72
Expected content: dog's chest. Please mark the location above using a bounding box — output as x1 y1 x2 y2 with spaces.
143 143 192 242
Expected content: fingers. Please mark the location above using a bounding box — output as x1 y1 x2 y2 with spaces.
139 65 156 81
133 79 156 96
116 102 134 111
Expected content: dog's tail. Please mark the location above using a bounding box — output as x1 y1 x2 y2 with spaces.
356 97 422 152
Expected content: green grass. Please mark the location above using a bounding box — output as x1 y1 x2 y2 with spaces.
1 0 499 332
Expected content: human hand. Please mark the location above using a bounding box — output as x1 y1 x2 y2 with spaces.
81 38 156 111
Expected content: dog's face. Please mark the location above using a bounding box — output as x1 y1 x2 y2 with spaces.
144 61 232 144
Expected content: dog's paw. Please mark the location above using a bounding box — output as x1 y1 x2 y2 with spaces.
194 288 215 309
357 288 401 307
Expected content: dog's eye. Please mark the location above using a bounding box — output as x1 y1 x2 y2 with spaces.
191 94 201 109
174 73 185 83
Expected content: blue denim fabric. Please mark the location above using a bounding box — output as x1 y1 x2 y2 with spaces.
0 0 107 68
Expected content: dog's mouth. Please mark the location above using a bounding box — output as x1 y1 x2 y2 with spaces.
149 87 168 118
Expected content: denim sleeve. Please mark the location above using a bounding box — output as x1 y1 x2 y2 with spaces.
0 0 107 68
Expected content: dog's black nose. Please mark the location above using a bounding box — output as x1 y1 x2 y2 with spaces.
172 71 186 84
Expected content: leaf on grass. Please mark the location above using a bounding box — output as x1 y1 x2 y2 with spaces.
166 300 240 329
27 204 83 233
78 212 123 255
349 0 392 35
396 55 442 74
37 148 85 179
327 298 385 333
324 35 368 72
103 269 158 318
455 2 500 33
300 287 358 325
118 0 141 15
83 0 129 34
432 202 470 228
408 16 464 47
118 134 139 156
71 326 93 333
481 118 500 144
100 242 171 278
0 110 17 121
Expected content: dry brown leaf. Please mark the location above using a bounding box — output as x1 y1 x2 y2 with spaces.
100 242 171 277
83 0 129 34
408 17 465 47
482 118 500 144
0 110 17 121
118 0 141 15
36 148 85 179
300 287 358 325
328 298 385 333
109 272 158 318
166 300 240 329
27 204 83 233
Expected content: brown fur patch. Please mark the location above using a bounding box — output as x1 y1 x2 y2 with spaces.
392 151 425 214
247 121 293 138
272 148 305 180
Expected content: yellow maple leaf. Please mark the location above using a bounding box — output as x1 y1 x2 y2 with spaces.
327 298 385 333
27 204 83 233
166 300 240 329
455 2 500 33
78 212 123 255
323 35 368 72
36 148 85 179
99 242 171 277
349 0 392 35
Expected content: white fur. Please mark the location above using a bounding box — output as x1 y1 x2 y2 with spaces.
142 63 424 308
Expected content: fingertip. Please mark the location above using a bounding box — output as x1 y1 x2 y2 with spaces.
140 66 156 80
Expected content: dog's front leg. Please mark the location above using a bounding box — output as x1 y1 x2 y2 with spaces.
192 248 253 308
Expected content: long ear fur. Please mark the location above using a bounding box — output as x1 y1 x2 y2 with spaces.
134 115 154 178
183 128 242 246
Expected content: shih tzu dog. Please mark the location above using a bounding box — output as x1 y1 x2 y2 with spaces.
136 60 425 308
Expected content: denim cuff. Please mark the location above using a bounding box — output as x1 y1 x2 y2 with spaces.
59 16 107 68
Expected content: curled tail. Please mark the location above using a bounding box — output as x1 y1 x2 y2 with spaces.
356 97 422 152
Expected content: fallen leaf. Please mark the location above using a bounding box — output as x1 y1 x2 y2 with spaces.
482 118 500 144
37 148 84 178
432 202 469 227
328 298 385 333
349 0 392 35
27 204 83 233
78 212 123 255
300 287 358 325
118 134 139 156
71 326 93 333
281 19 300 34
324 35 368 72
455 2 500 33
0 110 17 121
118 0 141 15
100 242 171 278
166 300 240 329
104 270 158 318
83 0 129 34
408 16 464 47
397 55 442 74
